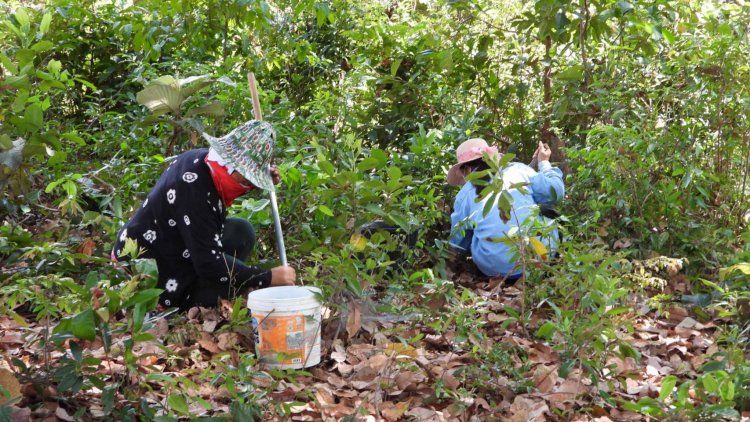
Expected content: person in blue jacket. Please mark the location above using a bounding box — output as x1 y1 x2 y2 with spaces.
447 138 564 283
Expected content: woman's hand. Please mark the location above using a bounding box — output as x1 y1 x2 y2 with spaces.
536 141 552 162
270 265 296 286
270 166 281 185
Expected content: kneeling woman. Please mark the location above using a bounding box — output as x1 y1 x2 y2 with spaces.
112 120 296 311
447 138 564 283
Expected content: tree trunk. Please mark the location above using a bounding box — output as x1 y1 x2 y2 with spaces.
541 36 571 174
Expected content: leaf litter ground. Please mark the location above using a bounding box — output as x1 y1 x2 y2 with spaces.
0 264 743 421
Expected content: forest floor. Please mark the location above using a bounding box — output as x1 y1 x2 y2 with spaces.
0 258 737 422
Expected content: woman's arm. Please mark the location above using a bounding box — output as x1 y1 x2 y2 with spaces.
530 161 564 205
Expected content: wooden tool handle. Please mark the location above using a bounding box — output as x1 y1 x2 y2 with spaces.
247 72 263 121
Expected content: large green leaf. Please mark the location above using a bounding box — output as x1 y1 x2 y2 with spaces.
719 263 750 281
180 75 235 98
557 65 584 81
39 12 52 35
136 83 183 116
23 103 43 131
150 75 180 88
14 8 31 34
185 101 225 117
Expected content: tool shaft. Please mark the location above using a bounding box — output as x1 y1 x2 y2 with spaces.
268 188 287 266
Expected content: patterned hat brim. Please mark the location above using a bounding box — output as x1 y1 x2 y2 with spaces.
201 121 276 192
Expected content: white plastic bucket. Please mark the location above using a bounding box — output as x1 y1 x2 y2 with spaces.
247 286 322 369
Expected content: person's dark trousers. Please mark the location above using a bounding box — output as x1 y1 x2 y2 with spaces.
450 229 474 256
183 218 257 308
222 217 256 261
448 229 522 285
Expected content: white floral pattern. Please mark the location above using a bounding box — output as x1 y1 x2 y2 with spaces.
193 158 199 163
119 228 128 242
168 219 177 227
164 299 171 306
165 279 178 292
184 215 191 225
182 172 198 183
166 189 176 204
220 276 228 282
143 230 157 243
214 233 222 247
218 201 222 213
142 198 149 208
182 249 190 258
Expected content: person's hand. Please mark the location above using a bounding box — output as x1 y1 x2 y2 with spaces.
537 141 552 162
270 265 296 286
270 166 281 185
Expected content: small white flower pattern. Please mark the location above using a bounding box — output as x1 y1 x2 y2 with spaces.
184 215 191 225
142 198 149 208
218 201 222 213
193 158 199 163
119 228 128 242
182 249 190 258
164 299 171 306
182 172 198 183
168 219 177 227
166 189 176 204
165 279 178 292
143 230 157 243
214 233 222 247
220 276 228 282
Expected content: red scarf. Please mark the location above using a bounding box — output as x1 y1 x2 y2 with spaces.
204 156 253 207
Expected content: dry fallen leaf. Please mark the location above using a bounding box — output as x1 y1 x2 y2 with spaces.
613 238 632 250
313 384 336 407
533 364 559 393
509 395 549 422
0 368 21 405
346 301 362 339
9 406 31 422
383 342 418 358
198 336 222 354
216 332 239 351
549 378 589 402
381 400 411 421
202 320 218 333
439 369 460 390
405 407 440 420
331 350 347 362
55 406 76 422
78 238 96 257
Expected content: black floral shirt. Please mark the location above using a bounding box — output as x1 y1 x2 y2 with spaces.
113 149 271 308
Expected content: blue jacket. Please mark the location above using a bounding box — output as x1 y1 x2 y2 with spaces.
449 160 564 277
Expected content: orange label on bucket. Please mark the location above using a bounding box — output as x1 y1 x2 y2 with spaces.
255 314 306 365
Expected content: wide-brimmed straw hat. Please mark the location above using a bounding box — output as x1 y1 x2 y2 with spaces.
446 138 500 186
202 120 276 191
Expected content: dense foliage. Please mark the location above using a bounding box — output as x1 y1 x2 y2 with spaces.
2 0 750 419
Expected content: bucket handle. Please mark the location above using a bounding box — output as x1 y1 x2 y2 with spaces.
257 308 276 326
302 313 321 368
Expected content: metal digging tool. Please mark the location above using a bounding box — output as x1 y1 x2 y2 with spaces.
247 72 288 266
